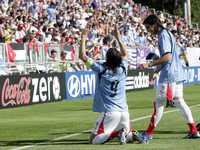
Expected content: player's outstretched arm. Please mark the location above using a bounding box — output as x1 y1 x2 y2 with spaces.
113 25 128 60
79 29 88 63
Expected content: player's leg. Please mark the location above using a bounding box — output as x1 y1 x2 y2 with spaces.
146 83 167 136
116 111 134 144
90 112 121 144
89 114 103 144
171 82 200 138
139 83 167 144
166 82 175 107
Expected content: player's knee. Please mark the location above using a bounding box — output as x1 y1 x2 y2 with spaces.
89 133 96 144
91 134 108 144
91 138 102 144
172 97 183 107
156 96 166 105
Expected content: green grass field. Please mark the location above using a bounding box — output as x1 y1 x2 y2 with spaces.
0 84 200 150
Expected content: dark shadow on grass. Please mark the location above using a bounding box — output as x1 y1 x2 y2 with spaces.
0 139 50 146
61 108 91 111
0 130 189 146
0 139 90 146
154 130 187 134
137 130 188 140
138 130 187 134
50 130 90 136
48 139 89 145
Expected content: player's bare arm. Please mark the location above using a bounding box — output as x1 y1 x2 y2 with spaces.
140 53 172 69
79 29 88 63
113 25 128 60
149 53 172 67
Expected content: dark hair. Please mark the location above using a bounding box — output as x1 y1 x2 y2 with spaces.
50 49 57 55
106 48 122 70
143 14 163 28
61 51 66 57
103 35 113 45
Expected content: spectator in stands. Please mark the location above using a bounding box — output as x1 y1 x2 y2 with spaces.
100 34 114 60
59 50 69 72
48 48 59 72
49 49 57 62
135 29 147 47
0 0 199 72
15 24 26 43
121 25 135 48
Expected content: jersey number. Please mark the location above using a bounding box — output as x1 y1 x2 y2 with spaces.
110 80 119 97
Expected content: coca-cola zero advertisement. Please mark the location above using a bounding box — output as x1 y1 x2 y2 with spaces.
0 73 66 108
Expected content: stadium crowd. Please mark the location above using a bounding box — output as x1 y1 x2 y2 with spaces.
0 0 199 72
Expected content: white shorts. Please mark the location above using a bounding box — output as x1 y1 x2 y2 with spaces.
156 82 183 102
91 111 131 144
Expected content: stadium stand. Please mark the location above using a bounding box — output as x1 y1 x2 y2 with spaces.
0 0 199 75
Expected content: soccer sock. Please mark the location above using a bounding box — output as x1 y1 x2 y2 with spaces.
173 97 198 134
147 101 164 135
146 121 155 135
146 102 156 135
188 123 198 134
166 82 173 101
173 98 197 132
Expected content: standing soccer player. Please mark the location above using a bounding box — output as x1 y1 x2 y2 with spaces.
79 25 139 144
138 14 200 143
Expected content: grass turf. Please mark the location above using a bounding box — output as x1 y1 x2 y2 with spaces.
0 84 200 150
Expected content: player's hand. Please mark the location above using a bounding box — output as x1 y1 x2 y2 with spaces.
152 72 158 80
185 61 189 67
113 24 120 40
138 63 149 70
81 28 88 39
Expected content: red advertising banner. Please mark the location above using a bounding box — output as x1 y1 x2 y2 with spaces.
0 76 31 107
0 73 66 109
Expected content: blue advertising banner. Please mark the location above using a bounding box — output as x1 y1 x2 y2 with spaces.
64 67 200 100
149 67 200 88
184 67 200 84
64 71 96 99
64 70 154 100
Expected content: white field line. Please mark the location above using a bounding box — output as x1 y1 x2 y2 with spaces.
12 104 200 150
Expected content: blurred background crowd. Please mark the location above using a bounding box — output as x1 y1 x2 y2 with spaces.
0 0 199 73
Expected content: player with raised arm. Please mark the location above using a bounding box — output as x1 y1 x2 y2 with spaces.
79 25 140 144
138 14 200 144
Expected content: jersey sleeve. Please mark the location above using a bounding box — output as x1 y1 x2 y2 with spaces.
159 30 172 56
85 57 94 68
121 59 128 74
85 57 105 73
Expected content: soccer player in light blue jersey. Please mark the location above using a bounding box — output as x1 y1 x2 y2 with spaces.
139 14 200 143
79 25 139 144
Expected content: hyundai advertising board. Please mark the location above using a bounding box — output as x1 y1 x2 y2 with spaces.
64 71 96 99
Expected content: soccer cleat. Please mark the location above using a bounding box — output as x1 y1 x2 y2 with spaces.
132 130 144 143
148 134 153 140
166 100 176 108
184 132 200 139
138 132 151 144
196 123 200 131
118 128 127 145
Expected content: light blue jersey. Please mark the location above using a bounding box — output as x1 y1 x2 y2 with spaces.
90 60 129 112
158 29 186 83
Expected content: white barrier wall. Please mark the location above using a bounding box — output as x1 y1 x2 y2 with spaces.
186 47 200 67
